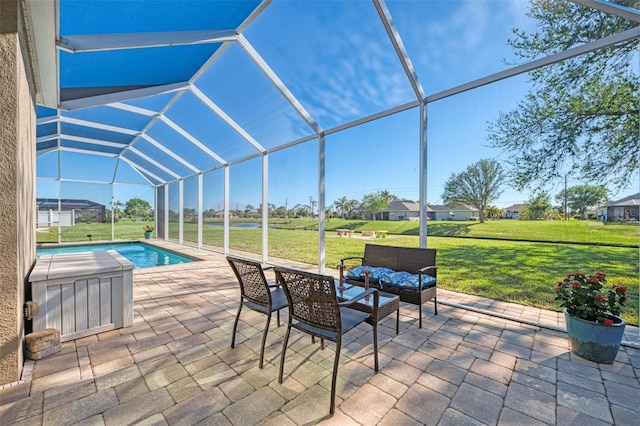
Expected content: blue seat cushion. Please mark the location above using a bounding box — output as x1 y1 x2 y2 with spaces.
381 272 436 290
345 266 396 284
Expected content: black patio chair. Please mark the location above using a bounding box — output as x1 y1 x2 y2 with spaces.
274 266 379 415
227 256 288 369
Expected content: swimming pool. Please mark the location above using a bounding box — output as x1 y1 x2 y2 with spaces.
36 242 196 269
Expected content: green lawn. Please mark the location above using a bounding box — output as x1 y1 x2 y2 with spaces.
276 218 639 247
37 219 639 325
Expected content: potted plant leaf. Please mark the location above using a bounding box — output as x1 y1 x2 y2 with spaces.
143 224 154 239
555 271 628 363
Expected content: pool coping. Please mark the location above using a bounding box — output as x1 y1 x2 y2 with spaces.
36 240 205 267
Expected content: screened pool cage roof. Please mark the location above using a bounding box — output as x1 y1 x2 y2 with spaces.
28 0 640 188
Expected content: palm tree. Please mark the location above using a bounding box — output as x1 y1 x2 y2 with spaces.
111 200 124 220
334 196 349 219
485 205 503 220
325 207 334 219
379 190 399 203
345 199 359 219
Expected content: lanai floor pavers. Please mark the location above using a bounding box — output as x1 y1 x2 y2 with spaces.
1 245 639 425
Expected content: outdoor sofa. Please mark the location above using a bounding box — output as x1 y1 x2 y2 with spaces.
340 244 438 328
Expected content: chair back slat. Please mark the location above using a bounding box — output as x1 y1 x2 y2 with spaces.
274 267 340 332
227 256 271 307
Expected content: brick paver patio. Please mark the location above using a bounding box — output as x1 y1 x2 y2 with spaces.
1 243 639 425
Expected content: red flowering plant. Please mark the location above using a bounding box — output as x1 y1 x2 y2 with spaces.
555 271 627 326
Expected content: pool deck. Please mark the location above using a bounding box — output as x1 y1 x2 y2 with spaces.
1 241 639 425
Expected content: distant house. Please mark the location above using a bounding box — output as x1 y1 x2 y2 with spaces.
585 208 598 220
36 198 106 226
428 205 479 221
376 201 479 221
378 200 420 221
598 193 639 222
502 203 525 220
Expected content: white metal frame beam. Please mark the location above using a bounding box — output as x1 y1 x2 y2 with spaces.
58 147 117 157
57 30 238 53
59 116 140 135
37 116 58 125
60 82 189 111
120 157 166 185
190 85 266 153
374 0 425 101
261 155 268 263
237 34 322 135
107 102 156 117
23 0 58 107
427 26 640 102
159 115 227 164
317 134 326 273
127 147 181 180
570 0 640 23
60 134 127 149
36 135 58 144
140 134 200 174
103 88 190 184
198 174 203 249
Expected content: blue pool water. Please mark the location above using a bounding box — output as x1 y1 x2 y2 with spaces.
36 243 195 269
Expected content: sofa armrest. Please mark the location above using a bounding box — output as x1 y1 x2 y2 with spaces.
419 265 438 274
340 256 364 266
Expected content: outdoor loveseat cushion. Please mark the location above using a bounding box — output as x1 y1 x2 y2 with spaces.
346 267 436 290
381 272 436 290
345 266 395 283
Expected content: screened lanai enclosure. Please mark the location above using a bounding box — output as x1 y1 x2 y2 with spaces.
32 0 638 279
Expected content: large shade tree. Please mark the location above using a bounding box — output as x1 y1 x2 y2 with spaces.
520 191 554 220
124 198 153 221
488 0 639 191
360 193 388 221
442 159 505 223
555 184 608 219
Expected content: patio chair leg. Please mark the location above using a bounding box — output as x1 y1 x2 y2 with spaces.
277 310 281 327
279 322 292 384
373 323 379 372
434 297 438 315
259 313 272 369
419 304 422 329
330 337 341 415
396 308 399 335
231 303 243 348
320 338 325 350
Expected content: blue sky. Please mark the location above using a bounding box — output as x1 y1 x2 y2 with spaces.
37 0 639 213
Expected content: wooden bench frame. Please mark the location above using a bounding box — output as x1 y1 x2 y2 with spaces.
340 244 437 328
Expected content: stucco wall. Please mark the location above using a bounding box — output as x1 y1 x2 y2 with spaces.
0 0 36 386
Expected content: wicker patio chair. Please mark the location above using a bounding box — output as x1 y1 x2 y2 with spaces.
274 266 379 415
227 256 288 369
